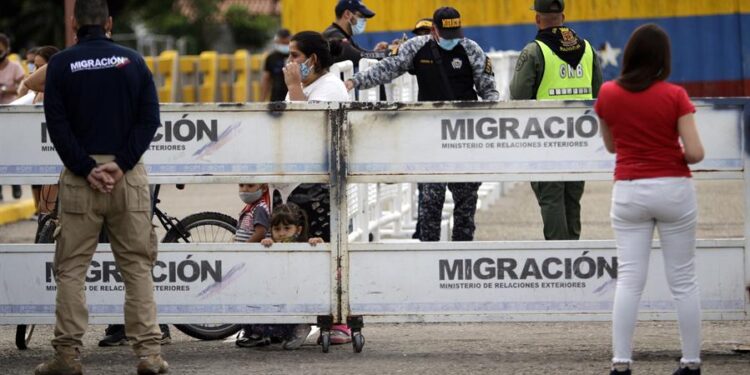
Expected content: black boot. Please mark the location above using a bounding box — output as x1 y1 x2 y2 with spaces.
610 362 631 375
159 324 171 345
673 363 701 375
235 325 270 348
98 324 127 346
12 185 22 199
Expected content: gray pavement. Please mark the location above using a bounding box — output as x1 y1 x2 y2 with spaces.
1 321 749 374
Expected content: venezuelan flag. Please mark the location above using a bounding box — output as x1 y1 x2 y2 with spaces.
283 0 750 97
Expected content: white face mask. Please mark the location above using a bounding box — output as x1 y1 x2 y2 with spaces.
274 43 289 54
350 17 366 35
239 190 263 204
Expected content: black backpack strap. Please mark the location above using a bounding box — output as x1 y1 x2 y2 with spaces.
429 40 456 101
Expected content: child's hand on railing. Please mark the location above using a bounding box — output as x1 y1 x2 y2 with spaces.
308 237 323 246
260 238 274 247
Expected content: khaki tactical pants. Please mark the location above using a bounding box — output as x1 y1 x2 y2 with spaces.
51 156 161 356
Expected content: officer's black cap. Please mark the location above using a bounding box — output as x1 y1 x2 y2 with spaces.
532 0 565 13
433 7 463 39
336 0 375 18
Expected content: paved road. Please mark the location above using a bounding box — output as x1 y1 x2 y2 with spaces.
1 322 749 374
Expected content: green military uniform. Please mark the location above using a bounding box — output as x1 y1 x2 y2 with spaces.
509 38 602 101
509 0 603 241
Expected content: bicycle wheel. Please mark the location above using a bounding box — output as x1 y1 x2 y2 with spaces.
162 211 240 339
18 215 57 349
162 211 237 243
15 324 35 350
35 213 57 244
173 323 242 341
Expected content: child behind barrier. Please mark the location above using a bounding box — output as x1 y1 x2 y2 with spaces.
235 201 319 350
233 183 272 347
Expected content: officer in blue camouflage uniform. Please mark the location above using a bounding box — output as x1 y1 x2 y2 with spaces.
346 7 499 241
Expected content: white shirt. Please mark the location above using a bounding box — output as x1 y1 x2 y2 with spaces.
286 71 350 102
276 71 350 204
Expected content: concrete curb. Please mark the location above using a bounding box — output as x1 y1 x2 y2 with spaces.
0 199 35 226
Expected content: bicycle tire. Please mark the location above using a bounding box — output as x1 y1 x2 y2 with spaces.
15 324 35 350
35 213 56 244
162 211 240 340
36 218 57 244
162 211 237 243
17 216 57 349
173 323 242 341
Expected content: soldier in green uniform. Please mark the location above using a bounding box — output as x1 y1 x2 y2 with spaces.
510 0 603 240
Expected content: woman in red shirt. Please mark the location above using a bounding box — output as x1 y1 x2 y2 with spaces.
594 24 705 375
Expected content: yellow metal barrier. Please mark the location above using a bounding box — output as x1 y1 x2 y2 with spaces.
156 50 178 103
232 50 250 103
179 56 199 103
250 53 265 102
198 51 219 103
144 56 155 73
140 50 281 103
218 54 233 102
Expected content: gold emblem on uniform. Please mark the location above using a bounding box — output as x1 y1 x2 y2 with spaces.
559 27 581 51
442 18 461 28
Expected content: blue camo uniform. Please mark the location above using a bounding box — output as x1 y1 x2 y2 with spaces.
350 33 499 241
350 35 498 101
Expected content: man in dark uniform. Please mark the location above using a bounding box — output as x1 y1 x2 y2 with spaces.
322 0 389 65
412 18 433 36
35 1 167 374
261 28 291 102
345 6 499 242
509 0 603 241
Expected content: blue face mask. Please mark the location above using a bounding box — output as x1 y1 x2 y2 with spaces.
274 43 289 54
351 17 366 35
299 58 312 81
27 63 36 73
438 37 461 51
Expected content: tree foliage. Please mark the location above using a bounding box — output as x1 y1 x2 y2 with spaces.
224 5 278 49
0 0 279 54
0 1 65 53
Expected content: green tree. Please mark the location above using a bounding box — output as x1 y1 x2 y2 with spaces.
224 5 278 50
0 1 65 52
0 0 279 55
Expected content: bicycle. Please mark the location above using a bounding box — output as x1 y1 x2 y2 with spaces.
15 184 241 349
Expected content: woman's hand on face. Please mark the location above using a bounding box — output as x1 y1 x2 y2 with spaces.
260 238 274 247
283 61 302 87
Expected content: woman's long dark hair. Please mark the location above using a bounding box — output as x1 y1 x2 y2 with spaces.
270 202 309 242
35 45 60 64
291 31 344 72
617 23 671 92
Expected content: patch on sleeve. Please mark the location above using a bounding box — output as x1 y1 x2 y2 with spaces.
484 56 494 75
515 49 530 72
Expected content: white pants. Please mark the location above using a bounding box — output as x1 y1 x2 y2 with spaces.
610 177 701 364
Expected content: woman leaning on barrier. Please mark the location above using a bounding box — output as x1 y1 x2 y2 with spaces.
594 24 705 375
277 31 353 345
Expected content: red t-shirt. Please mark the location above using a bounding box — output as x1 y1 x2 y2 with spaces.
594 80 695 180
